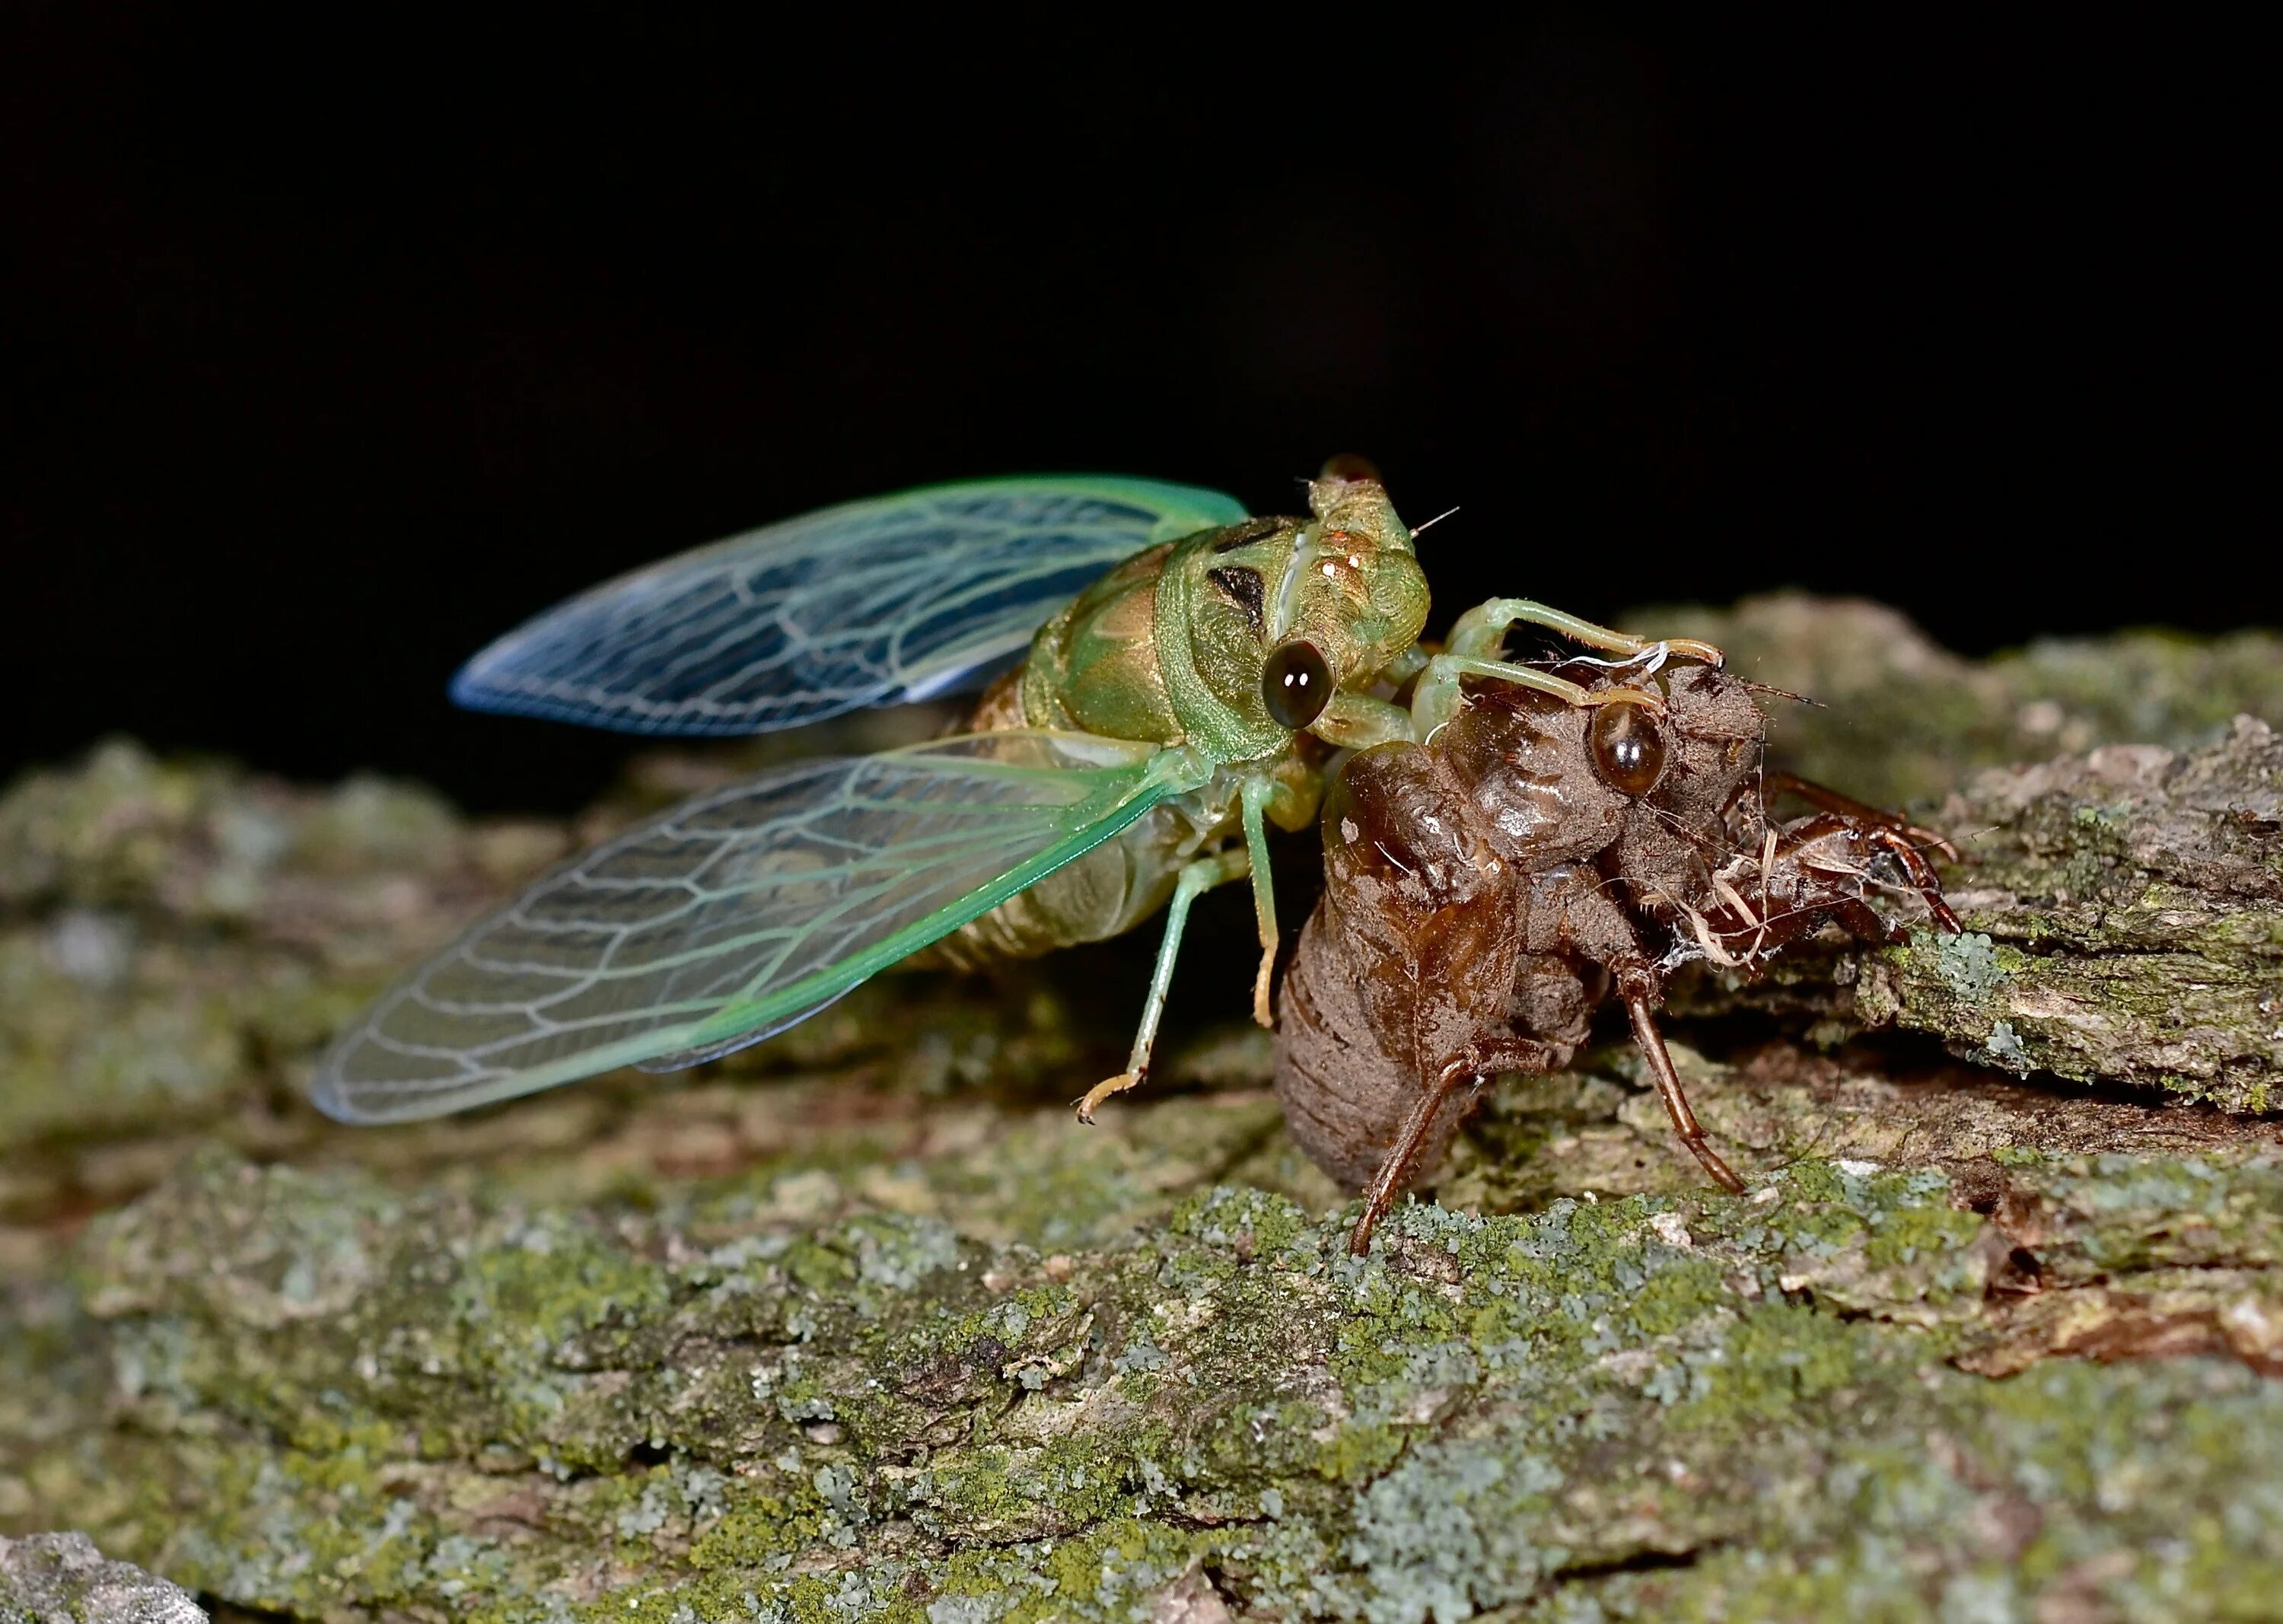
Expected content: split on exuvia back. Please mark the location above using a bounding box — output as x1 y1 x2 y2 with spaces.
310 458 1719 1126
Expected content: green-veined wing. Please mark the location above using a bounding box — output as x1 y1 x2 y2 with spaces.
310 731 1210 1123
449 476 1246 734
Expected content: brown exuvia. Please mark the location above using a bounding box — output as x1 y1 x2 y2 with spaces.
1272 658 1963 1253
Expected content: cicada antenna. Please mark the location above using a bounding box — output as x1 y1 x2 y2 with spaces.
1736 678 1826 709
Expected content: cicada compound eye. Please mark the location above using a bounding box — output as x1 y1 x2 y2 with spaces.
1262 639 1333 730
1587 701 1667 797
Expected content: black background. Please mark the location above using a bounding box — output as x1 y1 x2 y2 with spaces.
4 10 2258 814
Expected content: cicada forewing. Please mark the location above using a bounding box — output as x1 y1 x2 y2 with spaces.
311 731 1208 1122
449 477 1246 734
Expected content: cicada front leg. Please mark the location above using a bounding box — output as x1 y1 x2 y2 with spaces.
1349 1057 1479 1256
1409 599 1726 737
1234 766 1326 1024
1755 811 1965 941
1310 690 1419 750
1237 779 1282 1026
1446 597 1726 670
1762 770 1962 863
1409 656 1662 737
1346 1031 1566 1256
1621 977 1746 1198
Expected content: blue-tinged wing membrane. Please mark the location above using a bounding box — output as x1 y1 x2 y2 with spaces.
309 732 1206 1123
449 477 1247 735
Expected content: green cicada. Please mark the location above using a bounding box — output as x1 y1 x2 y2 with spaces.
312 458 1712 1123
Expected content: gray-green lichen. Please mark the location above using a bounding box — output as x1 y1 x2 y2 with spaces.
0 1530 207 1622
1868 715 2283 1111
2 601 2280 1620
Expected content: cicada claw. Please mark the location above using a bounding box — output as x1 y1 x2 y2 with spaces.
1661 637 1726 669
1075 1069 1145 1124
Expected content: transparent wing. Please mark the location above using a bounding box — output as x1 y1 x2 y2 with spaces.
310 732 1206 1124
450 476 1247 734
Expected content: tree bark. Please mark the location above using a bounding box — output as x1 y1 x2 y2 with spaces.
2 597 2278 1620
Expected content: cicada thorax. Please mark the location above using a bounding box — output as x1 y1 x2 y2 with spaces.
1008 515 1314 759
935 469 1432 973
1011 536 1192 744
924 527 1258 974
1014 470 1429 772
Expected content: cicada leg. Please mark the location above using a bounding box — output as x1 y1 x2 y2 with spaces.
1411 654 1667 739
1762 774 1966 937
1865 828 1965 935
1311 689 1418 750
1381 642 1433 688
1347 1030 1565 1256
1623 991 1746 1196
1238 775 1285 1027
1446 598 1726 670
1075 845 1250 1123
1408 597 1729 736
1349 1059 1477 1256
1763 769 1963 863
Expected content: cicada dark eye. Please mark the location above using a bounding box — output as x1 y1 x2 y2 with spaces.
1587 701 1667 796
1263 639 1333 730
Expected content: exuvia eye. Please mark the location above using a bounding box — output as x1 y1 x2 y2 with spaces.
1587 700 1666 796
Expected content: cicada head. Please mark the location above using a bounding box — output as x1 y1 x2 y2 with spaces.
1282 457 1431 709
1169 457 1431 756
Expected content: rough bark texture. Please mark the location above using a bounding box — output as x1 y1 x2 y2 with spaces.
2 597 2279 1621
0 1531 207 1622
1664 712 2283 1114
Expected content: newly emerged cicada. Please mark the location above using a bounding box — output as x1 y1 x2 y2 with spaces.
313 459 1715 1123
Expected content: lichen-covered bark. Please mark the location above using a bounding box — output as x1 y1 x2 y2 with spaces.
0 1531 208 1622
2 600 2279 1621
6 1127 2282 1621
1669 715 2283 1113
1867 718 2283 1111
